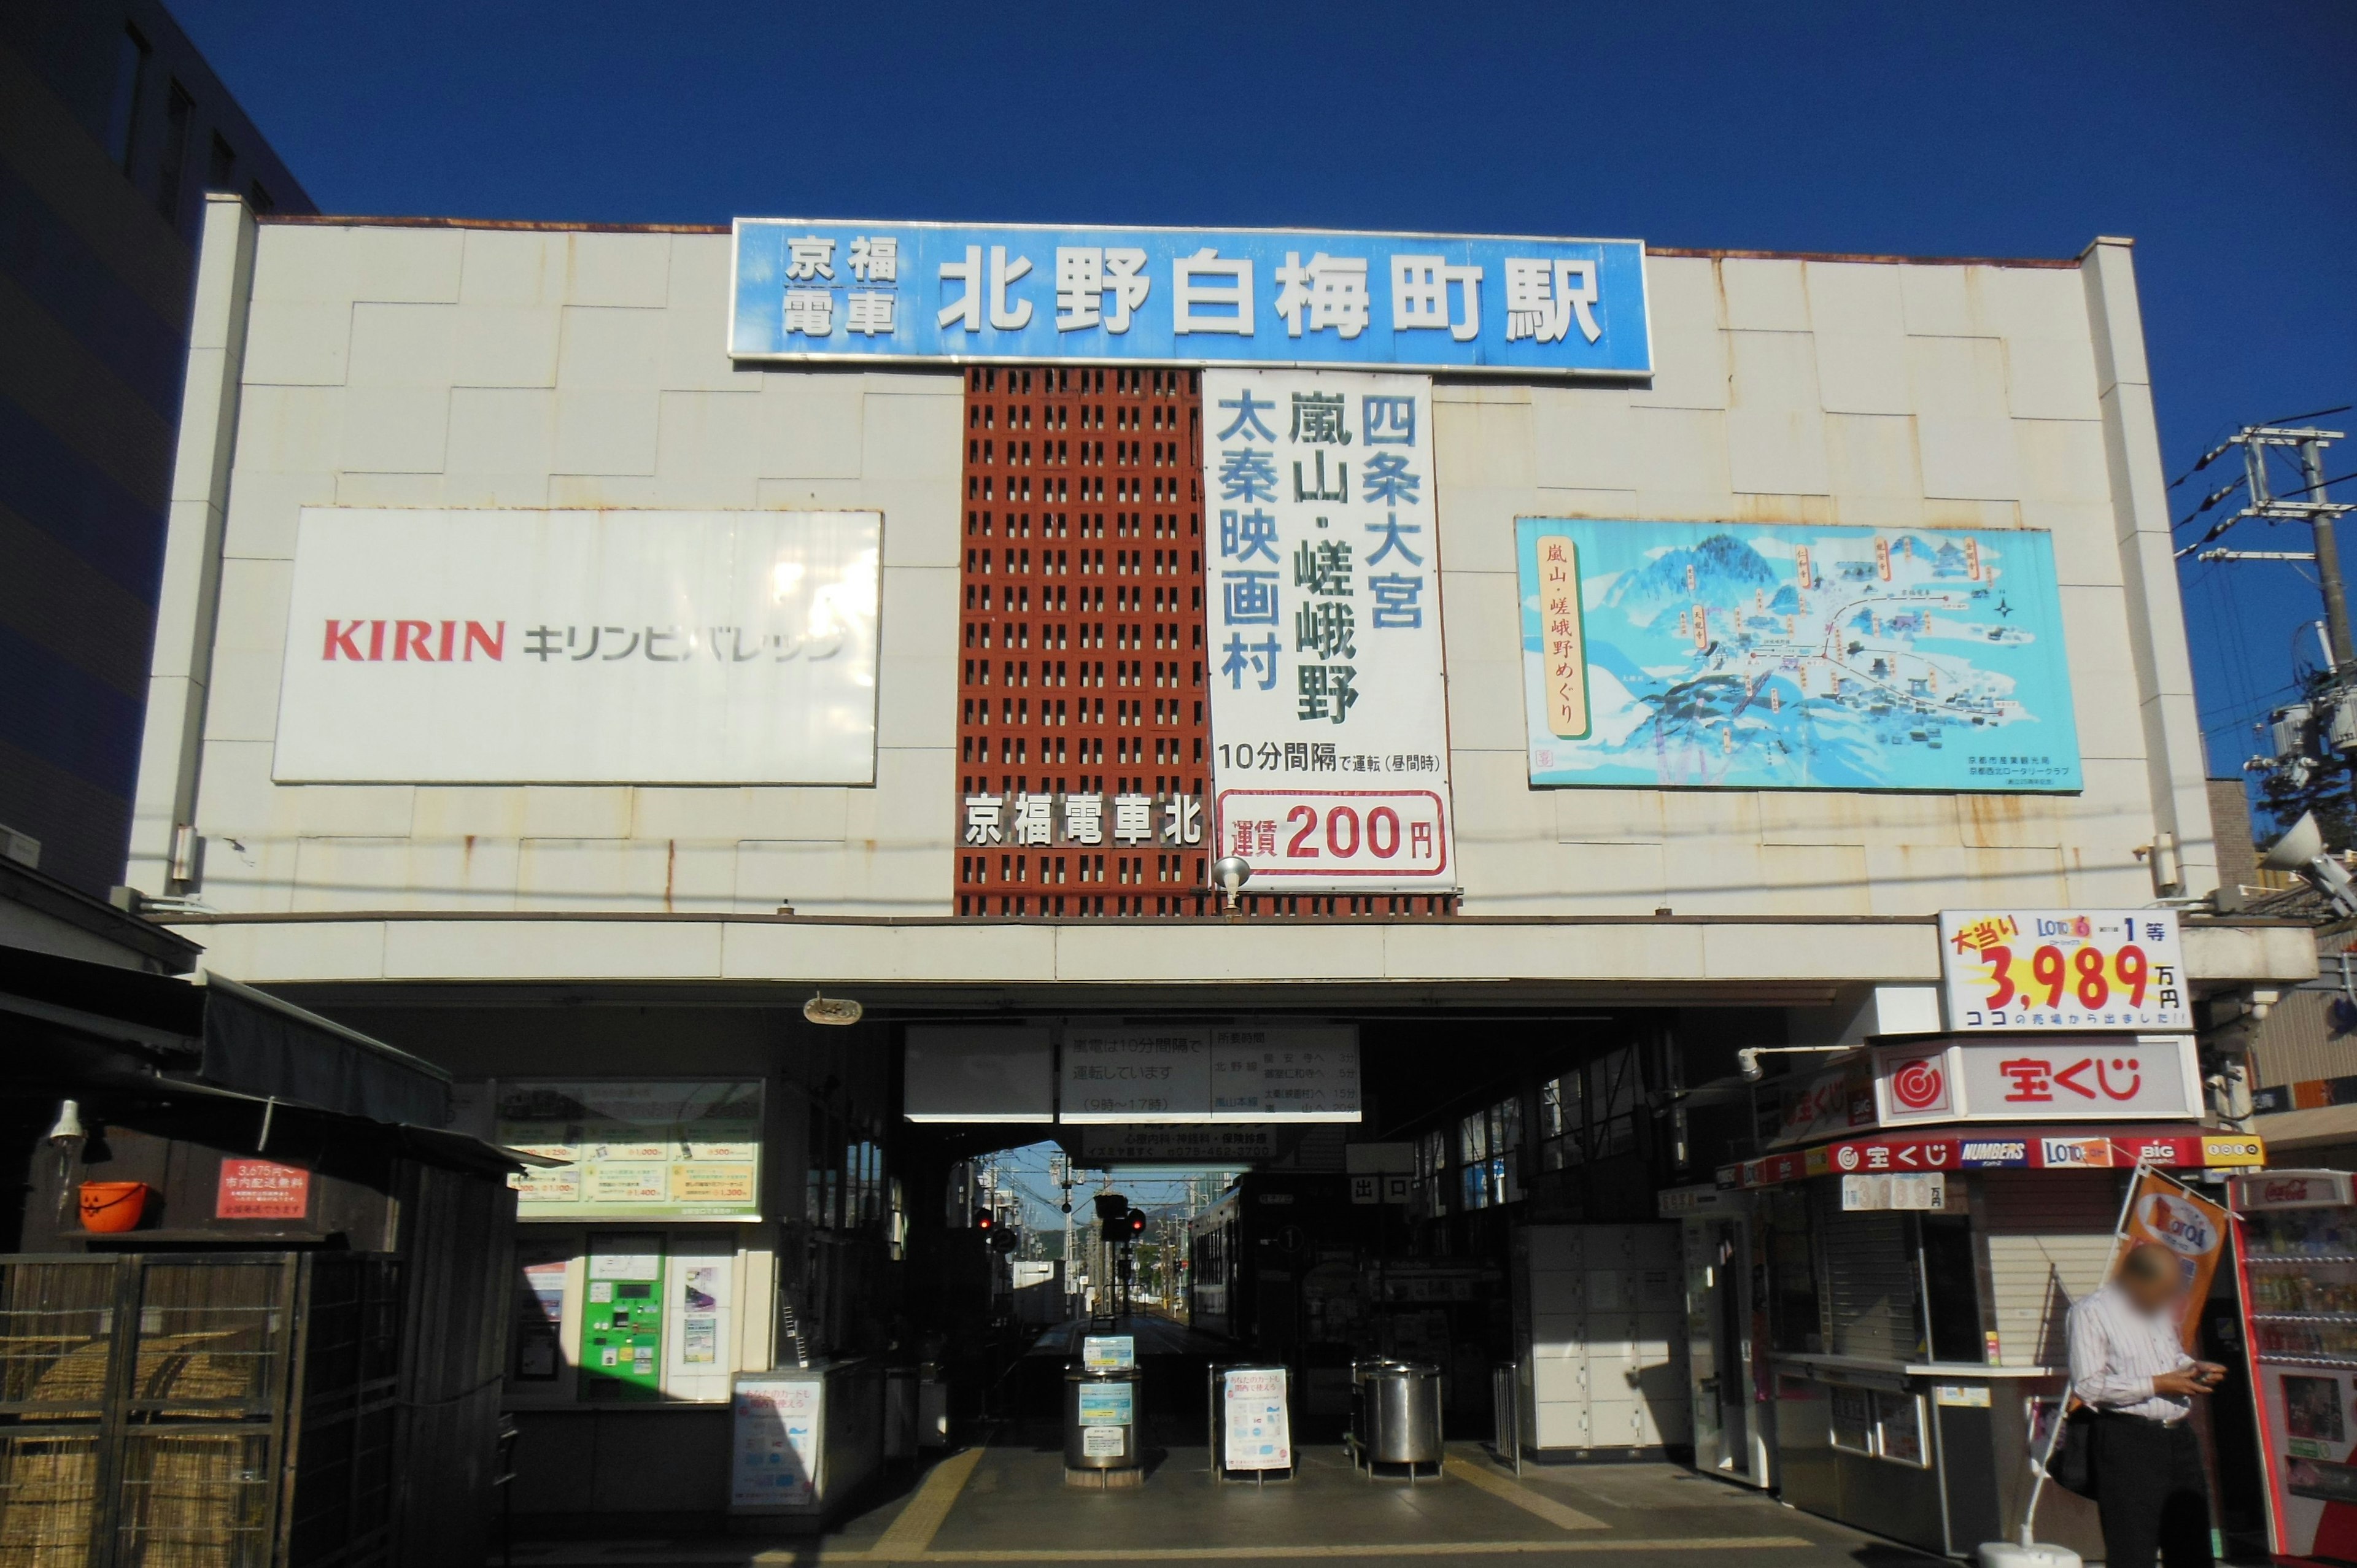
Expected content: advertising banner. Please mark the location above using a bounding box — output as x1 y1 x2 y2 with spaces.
1202 369 1456 892
497 1081 764 1221
1940 910 2191 1032
1871 1035 2202 1124
2115 1166 2228 1351
275 509 880 784
1514 519 2081 791
732 220 1651 376
1727 1129 2264 1189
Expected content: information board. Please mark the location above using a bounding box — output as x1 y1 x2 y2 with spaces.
1059 1025 1362 1124
730 1373 821 1511
1939 910 2190 1032
1221 1369 1293 1471
1202 369 1456 892
497 1081 764 1220
1082 1336 1136 1371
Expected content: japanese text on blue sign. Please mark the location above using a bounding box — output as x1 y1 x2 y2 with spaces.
730 221 1650 376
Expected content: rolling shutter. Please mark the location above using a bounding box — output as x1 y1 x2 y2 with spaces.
1816 1196 1921 1361
1980 1170 2121 1367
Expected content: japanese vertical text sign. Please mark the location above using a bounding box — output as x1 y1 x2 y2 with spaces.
1939 910 2191 1032
2116 1167 2227 1351
731 221 1651 376
275 509 881 785
1202 371 1456 892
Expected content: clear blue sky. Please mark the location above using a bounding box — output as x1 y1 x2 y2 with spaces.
174 0 2356 824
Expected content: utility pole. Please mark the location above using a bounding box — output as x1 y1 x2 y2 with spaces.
2302 439 2355 670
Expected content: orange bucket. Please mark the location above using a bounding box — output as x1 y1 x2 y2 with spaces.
78 1181 149 1233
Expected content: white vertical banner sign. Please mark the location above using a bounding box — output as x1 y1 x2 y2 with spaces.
1201 369 1456 892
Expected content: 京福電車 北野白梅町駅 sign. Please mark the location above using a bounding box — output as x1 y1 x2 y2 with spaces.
729 220 1650 376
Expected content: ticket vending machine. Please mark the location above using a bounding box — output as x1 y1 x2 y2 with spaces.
582 1234 666 1400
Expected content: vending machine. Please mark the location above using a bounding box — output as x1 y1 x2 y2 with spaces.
2232 1169 2357 1561
582 1233 666 1400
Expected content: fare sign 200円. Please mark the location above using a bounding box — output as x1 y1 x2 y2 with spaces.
1201 369 1457 892
1938 909 2189 1032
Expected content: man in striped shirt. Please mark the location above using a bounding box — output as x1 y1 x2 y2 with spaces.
2066 1242 2228 1568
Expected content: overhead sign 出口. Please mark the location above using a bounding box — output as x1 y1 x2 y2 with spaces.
730 220 1651 376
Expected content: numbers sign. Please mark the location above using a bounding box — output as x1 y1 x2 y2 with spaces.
1938 910 2189 1032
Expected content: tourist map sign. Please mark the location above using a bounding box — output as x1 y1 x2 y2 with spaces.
1515 519 2081 791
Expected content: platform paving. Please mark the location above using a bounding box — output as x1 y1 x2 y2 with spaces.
504 1442 1943 1567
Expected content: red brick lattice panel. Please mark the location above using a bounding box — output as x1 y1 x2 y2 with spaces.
953 366 1458 921
956 366 1211 916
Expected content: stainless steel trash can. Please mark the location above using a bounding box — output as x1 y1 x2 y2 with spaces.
1064 1365 1143 1471
1349 1359 1443 1475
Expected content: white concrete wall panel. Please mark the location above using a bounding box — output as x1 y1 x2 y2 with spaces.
150 220 2258 959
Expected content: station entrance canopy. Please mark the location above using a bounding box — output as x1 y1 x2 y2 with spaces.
729 220 1652 376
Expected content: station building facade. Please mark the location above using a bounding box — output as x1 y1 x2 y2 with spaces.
119 195 2316 1537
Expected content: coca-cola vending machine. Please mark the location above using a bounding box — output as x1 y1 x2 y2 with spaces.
2233 1168 2357 1561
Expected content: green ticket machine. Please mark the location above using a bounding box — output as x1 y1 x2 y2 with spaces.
582 1234 665 1401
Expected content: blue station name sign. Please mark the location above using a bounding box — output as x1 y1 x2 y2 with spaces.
729 219 1650 377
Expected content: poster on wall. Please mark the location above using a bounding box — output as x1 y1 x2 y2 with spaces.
274 509 881 784
1202 369 1457 892
497 1081 764 1221
1513 519 2081 792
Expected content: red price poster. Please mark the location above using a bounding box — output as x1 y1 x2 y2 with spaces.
1938 909 2191 1032
215 1159 311 1220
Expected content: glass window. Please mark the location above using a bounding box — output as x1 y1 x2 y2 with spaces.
106 27 149 172
1591 1047 1640 1158
1829 1385 1875 1454
1539 1072 1584 1170
1875 1391 1928 1466
155 80 192 225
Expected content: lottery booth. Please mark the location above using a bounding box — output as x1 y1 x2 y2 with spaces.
1713 908 2266 1558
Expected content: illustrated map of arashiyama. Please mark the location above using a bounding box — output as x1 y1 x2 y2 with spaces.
1515 519 2082 792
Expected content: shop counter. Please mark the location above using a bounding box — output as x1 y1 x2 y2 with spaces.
1771 1355 2100 1560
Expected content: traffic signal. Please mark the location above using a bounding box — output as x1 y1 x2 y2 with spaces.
974 1208 993 1230
1127 1212 1146 1240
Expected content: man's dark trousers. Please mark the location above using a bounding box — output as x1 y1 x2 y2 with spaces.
2090 1410 2213 1568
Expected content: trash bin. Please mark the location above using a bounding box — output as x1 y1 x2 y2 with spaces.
1064 1365 1144 1472
1348 1359 1444 1478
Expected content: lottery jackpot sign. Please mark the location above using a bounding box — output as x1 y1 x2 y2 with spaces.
1938 909 2189 1032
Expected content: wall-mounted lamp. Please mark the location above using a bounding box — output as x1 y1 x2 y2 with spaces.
1212 856 1252 913
804 991 863 1026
